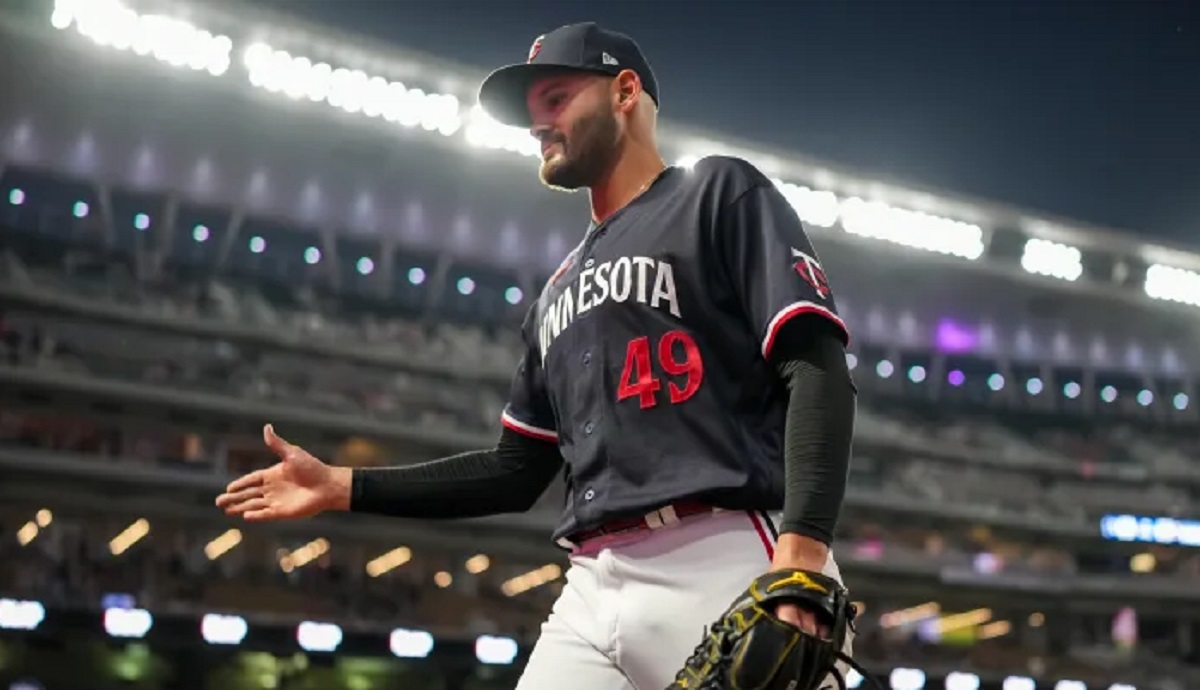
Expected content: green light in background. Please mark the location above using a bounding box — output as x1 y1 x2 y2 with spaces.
111 643 152 681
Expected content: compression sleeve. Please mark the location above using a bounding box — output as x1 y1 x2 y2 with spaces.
770 322 856 545
349 426 563 519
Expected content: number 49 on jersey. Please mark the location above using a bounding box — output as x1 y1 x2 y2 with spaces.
617 330 704 409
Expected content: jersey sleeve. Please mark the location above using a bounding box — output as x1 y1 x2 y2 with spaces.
719 181 850 360
500 304 559 443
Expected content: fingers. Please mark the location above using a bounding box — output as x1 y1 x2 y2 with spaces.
776 603 821 636
775 603 803 628
232 497 272 515
216 483 279 520
217 489 268 516
215 486 263 510
222 470 266 496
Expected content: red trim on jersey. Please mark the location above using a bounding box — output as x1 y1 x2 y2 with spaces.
748 511 776 562
761 301 850 360
500 411 558 443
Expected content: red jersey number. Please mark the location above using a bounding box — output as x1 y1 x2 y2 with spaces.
617 330 704 409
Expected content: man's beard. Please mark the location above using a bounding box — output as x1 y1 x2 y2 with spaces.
539 107 620 191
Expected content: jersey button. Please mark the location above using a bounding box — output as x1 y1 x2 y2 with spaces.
584 489 596 501
584 421 595 435
582 351 591 365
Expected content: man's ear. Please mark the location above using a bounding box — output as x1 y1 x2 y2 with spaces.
613 70 642 113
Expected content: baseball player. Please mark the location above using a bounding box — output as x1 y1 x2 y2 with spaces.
216 22 859 690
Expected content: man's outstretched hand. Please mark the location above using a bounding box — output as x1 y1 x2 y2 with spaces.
215 424 352 521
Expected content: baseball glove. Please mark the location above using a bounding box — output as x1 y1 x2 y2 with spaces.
667 568 875 690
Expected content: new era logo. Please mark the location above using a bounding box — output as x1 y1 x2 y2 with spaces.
601 52 618 66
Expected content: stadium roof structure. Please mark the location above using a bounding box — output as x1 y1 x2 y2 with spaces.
186 0 1200 268
5 0 1200 266
1 0 1198 376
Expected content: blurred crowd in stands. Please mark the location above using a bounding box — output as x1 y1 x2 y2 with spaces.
3 196 1198 688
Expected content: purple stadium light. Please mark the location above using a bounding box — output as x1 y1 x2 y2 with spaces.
948 370 966 387
935 319 977 353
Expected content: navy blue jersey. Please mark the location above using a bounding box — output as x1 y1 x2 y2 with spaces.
500 156 849 543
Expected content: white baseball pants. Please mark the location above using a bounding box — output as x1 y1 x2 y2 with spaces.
515 509 854 690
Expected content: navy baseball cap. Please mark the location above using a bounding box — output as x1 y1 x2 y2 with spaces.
478 22 659 128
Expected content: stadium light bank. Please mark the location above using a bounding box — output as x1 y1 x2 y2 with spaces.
41 0 1200 308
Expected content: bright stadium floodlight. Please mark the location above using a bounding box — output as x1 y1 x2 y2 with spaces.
0 599 46 631
500 564 562 597
108 518 150 556
103 607 153 638
1144 263 1200 307
280 538 329 572
16 521 38 547
475 635 519 665
296 621 342 652
1099 514 1200 547
838 197 985 260
1100 385 1118 403
773 179 840 229
242 43 463 137
200 613 248 645
888 667 926 690
464 105 540 157
1021 238 1083 281
944 672 980 690
366 546 412 578
51 0 232 76
1002 678 1036 690
389 628 434 658
203 529 242 561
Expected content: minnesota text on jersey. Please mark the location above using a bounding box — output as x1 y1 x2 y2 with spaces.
538 255 682 362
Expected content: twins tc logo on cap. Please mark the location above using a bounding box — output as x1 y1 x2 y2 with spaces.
527 35 545 63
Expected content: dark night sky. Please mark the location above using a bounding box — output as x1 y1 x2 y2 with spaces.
262 0 1200 246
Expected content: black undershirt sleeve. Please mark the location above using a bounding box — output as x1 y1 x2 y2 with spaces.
769 319 857 545
349 427 564 519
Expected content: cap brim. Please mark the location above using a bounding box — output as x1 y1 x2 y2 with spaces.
478 63 614 128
